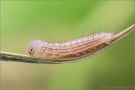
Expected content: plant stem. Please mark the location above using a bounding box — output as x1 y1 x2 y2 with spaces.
112 24 135 42
0 24 135 64
0 51 74 64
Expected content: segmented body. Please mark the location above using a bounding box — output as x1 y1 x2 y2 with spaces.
28 32 114 58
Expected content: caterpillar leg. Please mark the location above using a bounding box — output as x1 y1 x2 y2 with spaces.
46 53 52 58
38 51 43 57
55 54 60 59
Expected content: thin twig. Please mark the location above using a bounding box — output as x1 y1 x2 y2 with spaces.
0 24 135 64
112 24 135 42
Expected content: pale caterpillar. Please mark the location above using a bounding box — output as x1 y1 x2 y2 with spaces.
0 24 134 64
28 32 114 59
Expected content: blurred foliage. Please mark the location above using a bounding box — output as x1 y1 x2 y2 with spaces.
1 1 134 90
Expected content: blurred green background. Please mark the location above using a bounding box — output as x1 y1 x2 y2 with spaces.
1 1 134 90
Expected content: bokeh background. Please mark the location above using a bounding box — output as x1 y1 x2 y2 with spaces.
1 1 134 90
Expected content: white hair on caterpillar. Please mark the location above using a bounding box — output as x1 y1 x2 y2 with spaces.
28 32 114 58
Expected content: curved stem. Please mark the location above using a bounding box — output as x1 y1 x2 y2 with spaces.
111 24 135 42
0 51 75 64
0 24 135 64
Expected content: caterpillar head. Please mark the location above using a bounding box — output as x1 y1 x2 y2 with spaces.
28 40 44 56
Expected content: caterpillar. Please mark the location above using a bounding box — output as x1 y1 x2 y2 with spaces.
28 32 114 59
1 25 134 64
